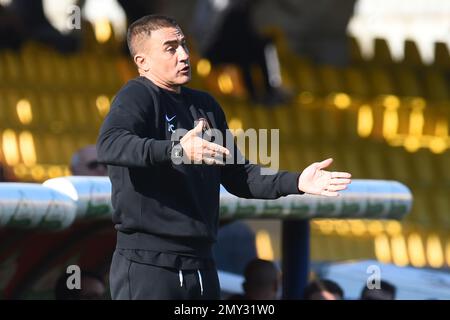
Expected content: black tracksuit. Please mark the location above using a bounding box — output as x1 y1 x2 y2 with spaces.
96 76 302 299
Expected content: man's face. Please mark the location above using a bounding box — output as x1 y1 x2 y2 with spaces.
138 27 191 88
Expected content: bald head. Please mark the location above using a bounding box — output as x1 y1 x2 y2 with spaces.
70 145 107 176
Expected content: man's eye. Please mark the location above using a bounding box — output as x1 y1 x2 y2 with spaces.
167 47 175 52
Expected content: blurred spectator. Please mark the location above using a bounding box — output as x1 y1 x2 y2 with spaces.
54 270 106 300
70 145 107 176
0 161 17 182
8 0 80 53
213 220 257 275
303 279 344 300
228 258 280 300
276 0 356 66
360 280 396 300
0 3 25 50
192 0 290 106
0 162 8 182
117 0 164 55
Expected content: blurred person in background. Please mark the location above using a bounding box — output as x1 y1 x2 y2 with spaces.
213 220 257 275
303 279 344 300
0 3 25 50
228 258 280 300
192 0 290 106
54 270 107 300
360 280 396 300
8 0 80 53
70 145 107 176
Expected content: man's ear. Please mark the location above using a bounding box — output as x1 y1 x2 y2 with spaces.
134 53 149 72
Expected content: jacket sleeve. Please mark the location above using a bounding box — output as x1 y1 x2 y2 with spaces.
213 98 304 199
96 84 172 168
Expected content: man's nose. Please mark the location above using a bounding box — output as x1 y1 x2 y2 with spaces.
178 46 189 62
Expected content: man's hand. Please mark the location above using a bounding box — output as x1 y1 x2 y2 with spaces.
298 158 351 197
180 120 230 165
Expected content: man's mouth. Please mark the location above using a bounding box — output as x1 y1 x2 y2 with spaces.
180 65 190 73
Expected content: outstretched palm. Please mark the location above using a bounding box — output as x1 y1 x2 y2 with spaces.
298 158 351 197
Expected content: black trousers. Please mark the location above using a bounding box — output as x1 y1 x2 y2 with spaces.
109 250 221 300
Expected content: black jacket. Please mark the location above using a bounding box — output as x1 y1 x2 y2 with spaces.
97 77 302 260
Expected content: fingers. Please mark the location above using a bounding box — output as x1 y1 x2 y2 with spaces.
331 171 352 179
330 178 352 185
325 184 348 192
204 141 230 157
316 158 333 169
321 190 339 197
203 157 225 166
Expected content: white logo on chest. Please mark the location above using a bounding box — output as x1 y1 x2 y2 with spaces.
165 114 176 133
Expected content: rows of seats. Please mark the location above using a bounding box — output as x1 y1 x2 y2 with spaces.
0 42 126 93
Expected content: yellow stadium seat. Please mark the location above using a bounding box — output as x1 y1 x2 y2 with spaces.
348 36 365 64
2 88 24 129
294 106 319 140
271 105 299 139
341 108 359 140
51 52 73 88
296 58 323 96
410 149 437 187
344 67 371 99
367 66 397 96
37 132 61 164
318 105 341 141
393 67 423 97
69 93 98 131
423 69 449 102
252 106 273 130
406 187 433 227
403 40 424 67
318 64 346 93
436 150 450 185
344 144 366 179
0 49 22 85
373 38 394 65
360 144 389 180
384 147 413 185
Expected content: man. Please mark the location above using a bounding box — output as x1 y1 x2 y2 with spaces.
228 258 280 300
70 145 107 176
97 15 351 300
303 279 345 300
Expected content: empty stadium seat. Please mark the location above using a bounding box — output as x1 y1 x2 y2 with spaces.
433 42 450 69
373 38 395 65
403 40 424 67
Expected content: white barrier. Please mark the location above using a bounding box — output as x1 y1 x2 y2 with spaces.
0 177 412 230
0 183 77 230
